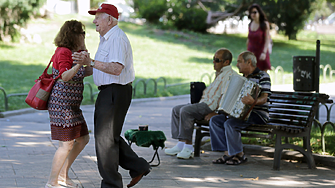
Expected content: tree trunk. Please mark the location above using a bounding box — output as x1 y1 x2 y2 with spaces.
288 33 297 40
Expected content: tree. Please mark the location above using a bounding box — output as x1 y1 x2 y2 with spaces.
259 0 316 40
326 0 335 9
0 0 45 42
133 0 168 23
166 0 209 33
205 0 316 40
132 0 316 39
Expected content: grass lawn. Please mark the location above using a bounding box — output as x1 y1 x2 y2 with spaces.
0 14 335 156
1 14 335 111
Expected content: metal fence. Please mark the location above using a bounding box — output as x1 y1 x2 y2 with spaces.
1 64 334 112
314 103 335 153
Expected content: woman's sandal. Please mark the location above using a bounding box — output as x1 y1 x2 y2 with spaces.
225 154 248 165
212 155 235 164
58 176 79 188
45 183 63 188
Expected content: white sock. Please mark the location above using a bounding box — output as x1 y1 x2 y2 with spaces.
183 144 194 152
176 141 185 150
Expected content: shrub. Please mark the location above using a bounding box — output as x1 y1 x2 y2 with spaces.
171 7 209 33
166 0 209 33
133 0 167 23
0 0 45 42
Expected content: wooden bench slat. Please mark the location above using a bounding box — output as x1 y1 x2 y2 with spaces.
269 99 316 105
271 91 324 97
266 123 306 131
270 95 318 100
269 109 311 116
268 119 307 126
244 127 273 133
268 104 312 110
241 133 273 139
194 126 209 131
269 114 309 122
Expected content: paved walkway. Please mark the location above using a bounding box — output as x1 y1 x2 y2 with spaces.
1 84 335 188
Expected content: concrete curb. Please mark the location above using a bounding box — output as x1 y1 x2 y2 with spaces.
0 94 190 118
1 108 39 118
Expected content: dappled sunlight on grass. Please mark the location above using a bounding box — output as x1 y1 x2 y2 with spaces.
1 14 335 111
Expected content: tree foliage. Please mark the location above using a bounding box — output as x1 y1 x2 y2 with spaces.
252 0 316 40
204 0 316 40
166 0 209 33
0 0 45 42
132 0 317 39
90 0 100 9
133 0 168 23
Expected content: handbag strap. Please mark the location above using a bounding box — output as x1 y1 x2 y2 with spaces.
242 86 260 121
41 50 62 80
40 61 61 80
43 61 53 75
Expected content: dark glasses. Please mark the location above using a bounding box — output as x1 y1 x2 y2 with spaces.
81 31 86 35
213 57 224 63
251 11 258 14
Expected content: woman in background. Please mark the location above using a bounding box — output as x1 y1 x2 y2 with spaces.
247 3 271 71
45 20 92 188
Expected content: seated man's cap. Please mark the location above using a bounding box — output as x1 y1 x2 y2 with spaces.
88 3 119 19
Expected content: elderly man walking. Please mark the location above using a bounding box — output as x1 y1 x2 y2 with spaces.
72 3 150 188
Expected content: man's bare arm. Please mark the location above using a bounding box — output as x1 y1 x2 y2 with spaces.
242 93 269 105
72 52 123 75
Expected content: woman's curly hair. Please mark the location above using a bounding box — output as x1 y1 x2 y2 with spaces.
54 20 85 51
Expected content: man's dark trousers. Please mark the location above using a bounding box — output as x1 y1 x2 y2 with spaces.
94 83 150 188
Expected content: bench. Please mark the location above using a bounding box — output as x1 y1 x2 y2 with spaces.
193 91 330 170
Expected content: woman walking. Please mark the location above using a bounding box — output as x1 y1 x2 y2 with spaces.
247 3 271 71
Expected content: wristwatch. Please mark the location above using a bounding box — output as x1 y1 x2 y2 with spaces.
90 59 95 67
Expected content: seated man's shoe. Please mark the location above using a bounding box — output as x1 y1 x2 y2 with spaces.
127 169 151 188
177 147 194 159
164 145 182 155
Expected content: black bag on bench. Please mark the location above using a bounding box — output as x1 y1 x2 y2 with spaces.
190 82 206 104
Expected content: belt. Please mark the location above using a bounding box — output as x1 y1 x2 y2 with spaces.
98 82 132 90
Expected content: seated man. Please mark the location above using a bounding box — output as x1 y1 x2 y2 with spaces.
210 51 271 165
165 48 238 159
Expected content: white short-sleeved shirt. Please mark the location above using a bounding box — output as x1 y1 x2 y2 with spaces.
93 25 135 86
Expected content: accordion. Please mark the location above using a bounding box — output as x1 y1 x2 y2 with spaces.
218 74 260 120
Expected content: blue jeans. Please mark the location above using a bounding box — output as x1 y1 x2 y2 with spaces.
209 112 266 156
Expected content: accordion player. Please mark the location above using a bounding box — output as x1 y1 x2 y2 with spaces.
218 74 260 120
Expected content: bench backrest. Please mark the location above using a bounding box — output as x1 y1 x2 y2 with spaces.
268 91 329 131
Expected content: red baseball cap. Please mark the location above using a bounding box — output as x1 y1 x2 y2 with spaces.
88 3 119 19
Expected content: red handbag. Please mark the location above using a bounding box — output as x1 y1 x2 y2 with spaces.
25 60 61 110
